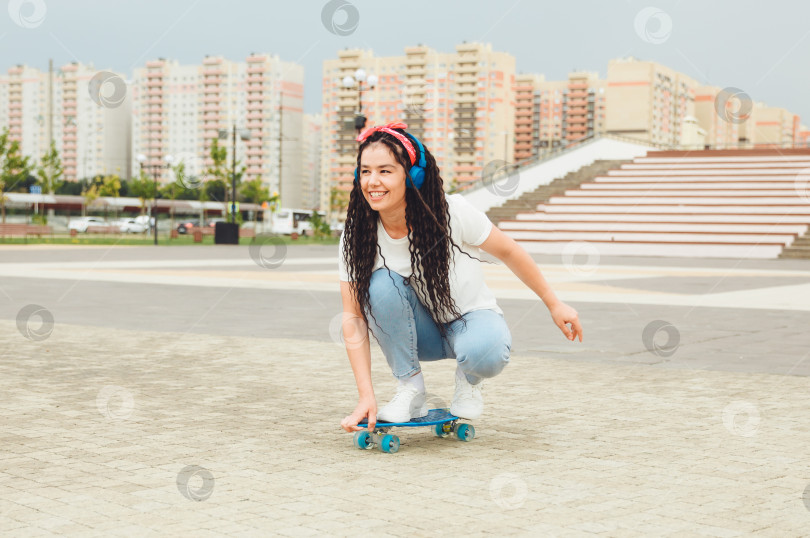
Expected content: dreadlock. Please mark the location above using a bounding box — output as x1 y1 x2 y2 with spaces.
342 127 490 344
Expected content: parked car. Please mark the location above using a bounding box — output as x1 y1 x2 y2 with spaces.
68 217 109 233
117 218 149 234
176 220 200 234
134 215 153 228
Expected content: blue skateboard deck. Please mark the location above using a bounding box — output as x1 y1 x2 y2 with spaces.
352 408 475 453
358 408 457 428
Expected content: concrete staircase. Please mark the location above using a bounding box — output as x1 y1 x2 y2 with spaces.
779 230 810 259
496 149 810 259
485 159 630 225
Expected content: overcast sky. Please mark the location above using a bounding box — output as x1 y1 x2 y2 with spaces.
2 0 809 124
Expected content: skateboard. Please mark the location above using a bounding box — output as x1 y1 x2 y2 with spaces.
352 408 475 453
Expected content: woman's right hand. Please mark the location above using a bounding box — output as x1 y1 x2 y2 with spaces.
341 396 377 432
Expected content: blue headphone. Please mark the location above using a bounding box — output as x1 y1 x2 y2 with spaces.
354 131 427 189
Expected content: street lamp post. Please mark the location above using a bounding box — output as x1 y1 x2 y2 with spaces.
218 125 251 225
342 68 377 135
137 153 174 245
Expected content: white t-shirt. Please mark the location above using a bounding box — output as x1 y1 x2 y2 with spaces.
338 193 503 323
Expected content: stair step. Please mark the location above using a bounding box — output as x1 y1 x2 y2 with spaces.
486 159 630 224
779 251 810 259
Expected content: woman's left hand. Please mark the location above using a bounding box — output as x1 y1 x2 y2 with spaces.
549 302 583 342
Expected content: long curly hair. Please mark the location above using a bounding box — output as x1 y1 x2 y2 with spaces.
343 127 483 343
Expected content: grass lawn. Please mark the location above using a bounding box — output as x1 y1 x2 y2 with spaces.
0 233 340 246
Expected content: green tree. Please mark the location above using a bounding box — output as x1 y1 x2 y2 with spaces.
308 208 332 239
36 140 64 194
129 169 156 216
82 183 100 217
329 185 350 222
206 137 245 220
240 176 276 229
162 161 188 233
0 128 34 223
97 173 122 221
202 179 226 223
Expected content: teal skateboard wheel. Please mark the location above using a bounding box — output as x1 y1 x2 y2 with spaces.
381 434 400 453
456 423 475 442
353 431 373 450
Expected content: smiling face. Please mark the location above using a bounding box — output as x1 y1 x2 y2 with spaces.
358 142 409 214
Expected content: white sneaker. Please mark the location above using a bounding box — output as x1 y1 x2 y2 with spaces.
376 384 428 423
450 372 484 419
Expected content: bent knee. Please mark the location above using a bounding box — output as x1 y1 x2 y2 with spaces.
367 269 409 314
456 340 510 379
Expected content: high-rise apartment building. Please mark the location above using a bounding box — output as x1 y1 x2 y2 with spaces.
300 113 322 210
514 71 605 162
60 62 131 181
605 57 698 147
321 42 516 216
739 102 800 148
562 71 606 144
2 62 130 182
694 85 739 149
798 125 810 148
131 54 304 207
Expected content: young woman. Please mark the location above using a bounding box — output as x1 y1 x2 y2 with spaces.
339 122 582 433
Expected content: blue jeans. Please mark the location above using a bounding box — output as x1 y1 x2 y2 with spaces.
364 268 511 384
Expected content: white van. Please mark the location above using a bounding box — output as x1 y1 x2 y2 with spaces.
268 208 326 235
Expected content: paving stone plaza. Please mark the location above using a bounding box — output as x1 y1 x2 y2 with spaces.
1 243 809 536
